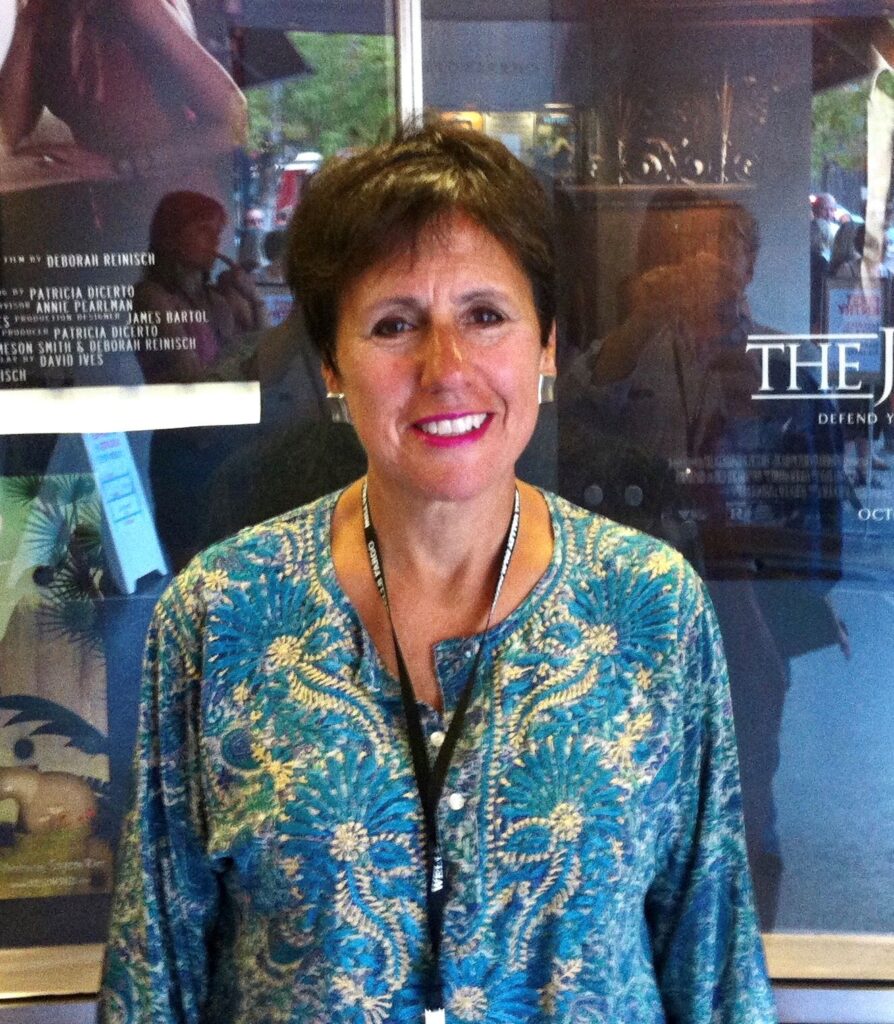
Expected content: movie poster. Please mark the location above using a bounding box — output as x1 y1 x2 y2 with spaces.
513 8 894 955
0 475 112 903
0 2 392 985
0 0 265 433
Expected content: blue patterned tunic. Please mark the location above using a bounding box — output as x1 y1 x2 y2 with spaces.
100 490 776 1024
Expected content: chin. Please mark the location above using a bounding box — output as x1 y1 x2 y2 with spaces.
368 434 530 505
401 464 518 505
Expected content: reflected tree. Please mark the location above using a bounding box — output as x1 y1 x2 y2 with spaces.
245 32 396 158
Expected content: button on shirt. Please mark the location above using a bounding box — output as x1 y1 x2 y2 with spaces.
100 490 775 1024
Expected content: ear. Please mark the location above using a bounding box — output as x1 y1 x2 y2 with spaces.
539 322 557 376
321 360 341 395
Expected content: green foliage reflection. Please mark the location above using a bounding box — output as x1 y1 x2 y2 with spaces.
245 33 396 157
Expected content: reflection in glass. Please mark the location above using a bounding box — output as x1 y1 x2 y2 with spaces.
422 0 894 939
0 5 396 969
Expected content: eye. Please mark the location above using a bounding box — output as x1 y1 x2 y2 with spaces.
467 305 505 327
371 316 415 338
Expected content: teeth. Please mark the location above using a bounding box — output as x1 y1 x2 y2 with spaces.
419 413 487 436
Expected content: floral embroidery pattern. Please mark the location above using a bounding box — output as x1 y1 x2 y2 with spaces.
100 491 775 1024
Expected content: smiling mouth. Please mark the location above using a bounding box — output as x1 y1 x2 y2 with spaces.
415 413 489 437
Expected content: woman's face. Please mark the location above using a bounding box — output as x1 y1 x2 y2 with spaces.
172 214 225 272
324 213 555 505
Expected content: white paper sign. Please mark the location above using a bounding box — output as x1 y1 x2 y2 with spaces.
82 432 167 594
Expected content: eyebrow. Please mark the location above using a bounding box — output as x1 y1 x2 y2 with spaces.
364 288 514 315
458 288 513 305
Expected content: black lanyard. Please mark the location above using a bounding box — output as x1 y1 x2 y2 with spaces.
360 479 520 1017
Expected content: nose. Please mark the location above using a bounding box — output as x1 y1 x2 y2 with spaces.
417 323 466 388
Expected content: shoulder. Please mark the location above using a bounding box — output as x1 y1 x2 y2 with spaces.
548 491 701 595
544 490 710 651
154 490 341 638
197 488 338 582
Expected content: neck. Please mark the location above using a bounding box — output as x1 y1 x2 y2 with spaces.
363 472 519 588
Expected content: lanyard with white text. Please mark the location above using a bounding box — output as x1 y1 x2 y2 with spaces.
360 479 520 1016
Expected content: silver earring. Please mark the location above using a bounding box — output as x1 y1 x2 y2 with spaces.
326 391 351 424
538 373 556 404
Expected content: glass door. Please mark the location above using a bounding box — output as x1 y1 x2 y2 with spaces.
420 0 894 997
0 0 401 1000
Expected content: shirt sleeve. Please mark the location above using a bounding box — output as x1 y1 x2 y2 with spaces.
645 571 778 1024
99 567 221 1024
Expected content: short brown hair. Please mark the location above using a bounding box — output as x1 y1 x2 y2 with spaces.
148 191 226 257
286 123 556 370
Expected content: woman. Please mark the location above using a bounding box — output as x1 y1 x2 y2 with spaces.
100 125 774 1023
135 189 267 385
135 191 266 571
828 220 864 279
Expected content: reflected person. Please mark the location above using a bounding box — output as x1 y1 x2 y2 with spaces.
134 190 262 385
562 196 845 928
